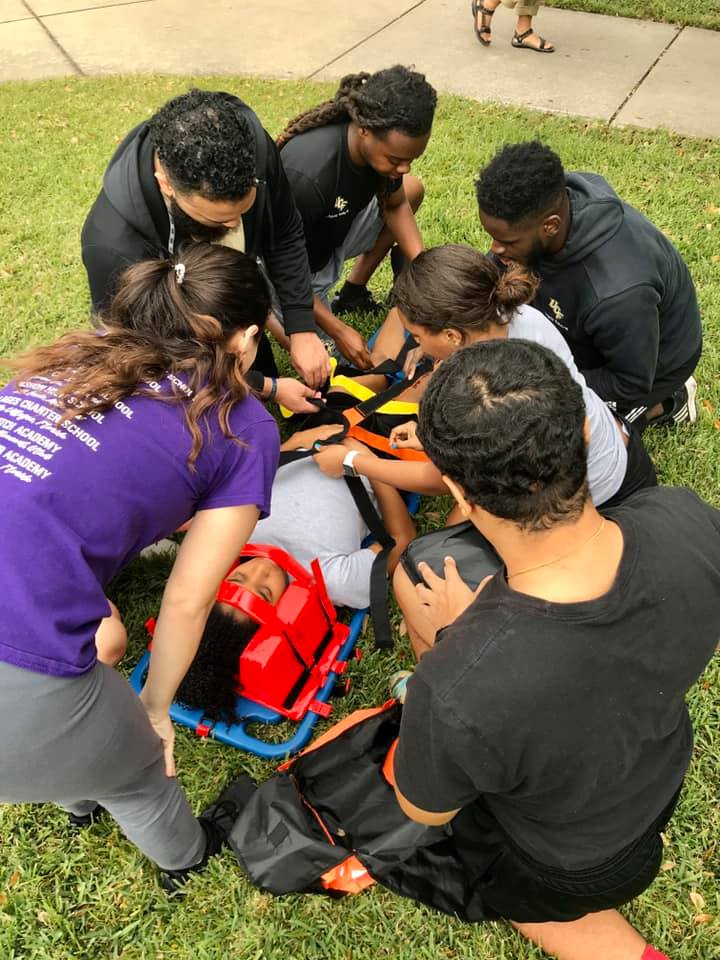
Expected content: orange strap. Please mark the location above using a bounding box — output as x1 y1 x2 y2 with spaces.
341 396 429 463
277 700 397 772
346 423 430 463
382 738 399 787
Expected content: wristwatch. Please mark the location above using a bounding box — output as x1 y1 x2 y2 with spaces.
342 449 360 478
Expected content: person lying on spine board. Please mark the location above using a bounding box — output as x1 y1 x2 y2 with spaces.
97 425 415 720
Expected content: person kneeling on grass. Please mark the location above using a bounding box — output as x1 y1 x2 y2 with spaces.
278 65 436 368
313 244 657 512
174 434 417 720
390 338 720 960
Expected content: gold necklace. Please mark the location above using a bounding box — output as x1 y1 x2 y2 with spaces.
507 518 606 581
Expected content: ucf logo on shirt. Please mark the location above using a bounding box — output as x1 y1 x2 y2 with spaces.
546 297 569 331
328 196 350 220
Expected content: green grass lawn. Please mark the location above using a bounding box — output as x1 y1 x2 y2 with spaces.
0 76 719 960
545 0 720 30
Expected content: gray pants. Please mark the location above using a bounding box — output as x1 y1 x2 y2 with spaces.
269 196 385 332
0 660 205 871
311 196 385 308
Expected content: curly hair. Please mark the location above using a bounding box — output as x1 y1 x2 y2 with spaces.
149 89 257 200
418 339 589 531
276 65 437 148
392 244 539 338
12 243 270 467
475 141 566 225
176 606 258 722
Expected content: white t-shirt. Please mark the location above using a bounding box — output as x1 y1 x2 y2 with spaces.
508 304 627 505
248 458 376 609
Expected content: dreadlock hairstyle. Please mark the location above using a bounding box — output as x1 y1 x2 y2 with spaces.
393 244 539 340
418 339 590 531
276 65 437 148
12 243 270 467
149 88 257 200
278 66 435 210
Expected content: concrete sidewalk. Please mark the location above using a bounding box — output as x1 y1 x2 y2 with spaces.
1 0 718 139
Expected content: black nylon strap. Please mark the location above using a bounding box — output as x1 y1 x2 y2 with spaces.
343 476 395 649
274 343 430 646
276 448 395 648
333 333 417 382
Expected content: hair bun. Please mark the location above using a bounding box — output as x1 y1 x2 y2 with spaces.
495 265 539 311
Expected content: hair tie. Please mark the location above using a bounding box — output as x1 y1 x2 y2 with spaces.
174 263 186 286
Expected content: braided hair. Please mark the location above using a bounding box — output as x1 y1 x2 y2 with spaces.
277 65 437 148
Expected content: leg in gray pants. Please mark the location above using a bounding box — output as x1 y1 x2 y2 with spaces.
0 660 206 871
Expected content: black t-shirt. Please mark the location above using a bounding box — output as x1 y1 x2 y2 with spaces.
281 123 401 273
395 487 720 870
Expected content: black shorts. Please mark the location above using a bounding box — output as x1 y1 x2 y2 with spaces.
450 788 681 923
601 417 657 509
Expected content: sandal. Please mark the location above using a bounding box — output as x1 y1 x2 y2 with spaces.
512 28 555 53
471 0 496 47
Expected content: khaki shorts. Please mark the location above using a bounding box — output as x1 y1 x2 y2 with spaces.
501 0 541 17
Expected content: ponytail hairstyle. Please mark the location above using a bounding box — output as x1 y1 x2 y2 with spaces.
12 243 270 467
277 65 437 148
392 244 539 341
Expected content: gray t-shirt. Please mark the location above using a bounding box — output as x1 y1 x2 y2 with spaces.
248 458 376 609
509 304 627 505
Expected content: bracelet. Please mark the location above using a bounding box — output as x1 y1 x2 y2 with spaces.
267 377 278 402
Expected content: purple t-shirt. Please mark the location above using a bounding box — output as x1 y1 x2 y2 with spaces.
0 374 279 678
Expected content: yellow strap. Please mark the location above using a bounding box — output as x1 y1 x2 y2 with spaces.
280 357 418 418
376 399 418 416
330 373 418 416
330 374 375 402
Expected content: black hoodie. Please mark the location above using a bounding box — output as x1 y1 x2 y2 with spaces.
81 99 315 335
531 173 702 405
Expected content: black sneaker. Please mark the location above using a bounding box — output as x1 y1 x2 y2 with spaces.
159 775 256 894
67 804 104 830
330 285 386 318
668 376 698 425
649 376 698 428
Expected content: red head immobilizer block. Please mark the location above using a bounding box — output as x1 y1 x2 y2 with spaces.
215 544 350 721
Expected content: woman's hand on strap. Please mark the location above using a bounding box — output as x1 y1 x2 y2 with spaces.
389 420 423 451
282 423 344 452
274 377 323 414
312 443 349 478
140 699 177 778
415 557 492 633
